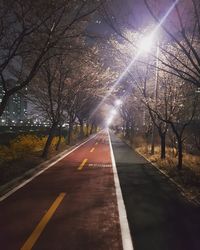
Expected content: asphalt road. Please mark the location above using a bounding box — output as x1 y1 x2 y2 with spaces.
110 132 200 250
0 131 122 250
1 130 200 250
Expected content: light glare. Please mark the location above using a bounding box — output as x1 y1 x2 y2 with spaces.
139 35 154 52
111 109 117 115
106 117 113 126
115 99 122 106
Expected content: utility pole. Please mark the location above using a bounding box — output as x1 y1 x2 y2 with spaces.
151 39 159 155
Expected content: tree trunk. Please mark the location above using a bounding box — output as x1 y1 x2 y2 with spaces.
151 124 156 155
86 122 89 137
79 120 84 138
125 122 130 139
130 123 135 144
56 125 62 151
90 123 94 135
160 133 166 159
67 121 73 145
42 122 57 158
177 138 183 170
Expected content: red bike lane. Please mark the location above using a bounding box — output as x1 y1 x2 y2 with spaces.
0 131 123 250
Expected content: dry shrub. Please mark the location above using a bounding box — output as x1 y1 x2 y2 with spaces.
50 136 65 148
0 135 41 160
136 144 200 199
0 134 65 161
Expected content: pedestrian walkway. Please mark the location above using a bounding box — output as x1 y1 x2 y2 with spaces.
110 132 200 250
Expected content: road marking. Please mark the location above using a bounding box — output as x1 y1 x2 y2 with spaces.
90 147 95 153
107 130 134 250
88 163 112 168
0 133 100 202
78 159 88 170
21 193 66 250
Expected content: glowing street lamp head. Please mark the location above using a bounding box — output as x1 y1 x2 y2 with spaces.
115 99 122 107
111 109 117 115
139 34 154 53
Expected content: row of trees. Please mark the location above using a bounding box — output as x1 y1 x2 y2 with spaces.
0 0 116 158
29 47 112 157
102 0 200 170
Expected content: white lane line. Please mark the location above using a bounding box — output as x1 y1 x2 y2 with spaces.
0 133 99 202
107 129 134 250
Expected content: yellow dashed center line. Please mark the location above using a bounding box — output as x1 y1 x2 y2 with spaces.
90 147 95 153
78 158 88 170
21 192 66 250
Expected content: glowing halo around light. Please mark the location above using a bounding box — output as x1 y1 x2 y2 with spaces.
139 35 154 53
89 0 180 120
106 116 113 126
115 99 122 106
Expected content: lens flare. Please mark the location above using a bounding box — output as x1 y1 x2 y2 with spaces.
90 0 180 120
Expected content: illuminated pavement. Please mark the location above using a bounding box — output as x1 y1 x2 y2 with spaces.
110 132 200 250
1 131 200 250
0 131 123 250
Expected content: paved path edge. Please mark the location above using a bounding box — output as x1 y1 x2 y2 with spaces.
108 130 134 250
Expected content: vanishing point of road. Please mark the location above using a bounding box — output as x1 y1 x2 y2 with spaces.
0 130 200 250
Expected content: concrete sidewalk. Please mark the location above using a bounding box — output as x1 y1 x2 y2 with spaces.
110 132 200 250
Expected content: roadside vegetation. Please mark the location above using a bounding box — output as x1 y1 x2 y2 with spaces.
137 144 200 201
105 0 200 202
0 0 200 199
117 131 200 203
0 125 96 187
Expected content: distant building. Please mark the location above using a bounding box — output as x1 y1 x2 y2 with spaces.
0 79 27 125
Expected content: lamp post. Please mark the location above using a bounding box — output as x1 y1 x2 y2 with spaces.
115 99 122 107
151 39 159 155
139 33 159 155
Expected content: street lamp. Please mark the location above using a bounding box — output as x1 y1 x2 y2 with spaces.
139 32 160 154
139 34 154 53
111 108 117 115
115 99 122 107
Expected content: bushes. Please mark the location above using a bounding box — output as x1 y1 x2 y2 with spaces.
0 124 95 163
0 134 65 162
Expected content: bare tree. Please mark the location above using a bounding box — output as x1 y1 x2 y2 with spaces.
0 0 102 116
64 46 113 144
144 0 200 89
148 74 199 169
29 55 71 158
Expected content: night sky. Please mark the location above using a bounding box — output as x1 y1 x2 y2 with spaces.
88 0 192 37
